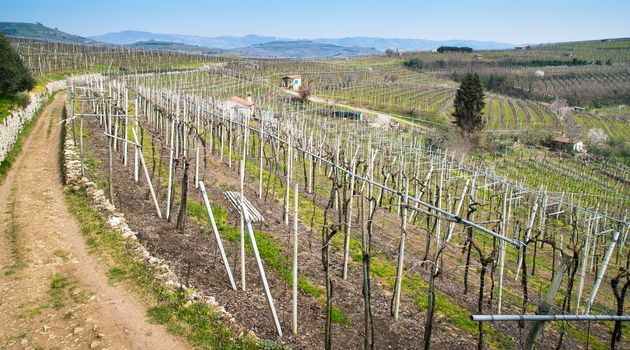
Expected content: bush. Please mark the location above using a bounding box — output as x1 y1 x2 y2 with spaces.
15 93 30 108
0 34 36 96
403 58 425 71
297 86 311 102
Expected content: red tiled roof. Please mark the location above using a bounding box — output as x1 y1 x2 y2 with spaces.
552 135 581 144
230 96 254 107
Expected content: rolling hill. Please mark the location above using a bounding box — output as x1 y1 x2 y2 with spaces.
0 22 93 43
90 30 280 49
126 40 221 54
314 37 514 51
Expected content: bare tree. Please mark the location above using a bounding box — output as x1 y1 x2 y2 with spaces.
551 98 572 121
588 128 608 147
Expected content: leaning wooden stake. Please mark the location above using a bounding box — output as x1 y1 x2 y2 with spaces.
198 181 237 290
585 231 620 314
243 203 283 337
131 128 162 218
391 177 409 320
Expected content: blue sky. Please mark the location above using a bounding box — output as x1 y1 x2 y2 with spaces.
2 0 628 43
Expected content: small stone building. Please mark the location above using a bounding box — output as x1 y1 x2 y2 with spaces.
551 133 584 152
282 75 302 90
224 93 255 119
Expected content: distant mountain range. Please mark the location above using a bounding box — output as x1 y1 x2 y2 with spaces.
127 40 221 54
314 37 515 51
89 31 282 50
226 40 381 58
1 22 516 58
89 30 515 51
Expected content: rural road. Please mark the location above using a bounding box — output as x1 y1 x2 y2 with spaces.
0 92 189 350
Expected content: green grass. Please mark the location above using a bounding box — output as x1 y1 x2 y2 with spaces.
187 197 349 327
502 100 512 127
20 304 47 319
560 323 608 350
2 188 27 276
0 94 26 124
107 267 127 284
490 100 500 129
49 273 71 309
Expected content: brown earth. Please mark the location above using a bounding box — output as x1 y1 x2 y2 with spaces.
0 92 190 350
78 113 477 349
75 93 626 349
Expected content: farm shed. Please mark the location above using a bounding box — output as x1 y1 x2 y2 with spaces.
515 44 531 50
224 93 255 119
551 133 584 152
282 75 302 90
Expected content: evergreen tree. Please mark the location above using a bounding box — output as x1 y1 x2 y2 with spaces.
0 34 36 96
452 73 485 134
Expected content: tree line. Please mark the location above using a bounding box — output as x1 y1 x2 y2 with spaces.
436 46 473 53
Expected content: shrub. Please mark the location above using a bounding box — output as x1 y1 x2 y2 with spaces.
0 34 36 96
403 58 425 71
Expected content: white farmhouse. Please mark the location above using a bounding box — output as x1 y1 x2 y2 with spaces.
282 75 302 91
224 92 255 119
551 133 584 153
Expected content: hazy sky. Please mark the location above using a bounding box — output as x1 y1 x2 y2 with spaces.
2 0 629 43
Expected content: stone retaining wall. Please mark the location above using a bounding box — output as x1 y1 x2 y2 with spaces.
0 80 67 163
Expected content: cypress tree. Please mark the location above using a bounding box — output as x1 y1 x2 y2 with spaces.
452 73 485 134
0 34 36 96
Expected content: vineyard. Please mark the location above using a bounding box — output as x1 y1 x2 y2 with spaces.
3 35 630 350
10 37 227 78
400 38 630 65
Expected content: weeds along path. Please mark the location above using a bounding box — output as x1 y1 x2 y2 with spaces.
0 92 190 350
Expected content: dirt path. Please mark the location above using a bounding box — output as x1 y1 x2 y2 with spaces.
283 89 431 130
306 93 393 127
0 92 190 350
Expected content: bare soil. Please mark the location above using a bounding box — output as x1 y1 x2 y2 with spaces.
78 103 625 349
0 92 190 350
80 114 480 349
